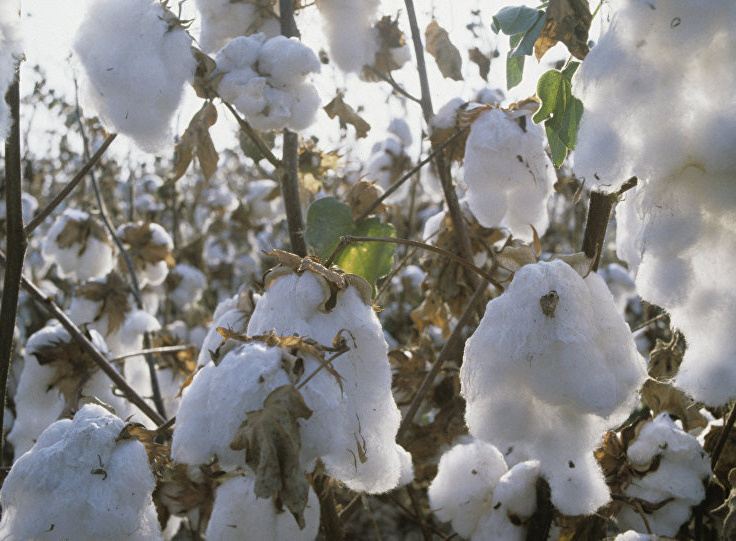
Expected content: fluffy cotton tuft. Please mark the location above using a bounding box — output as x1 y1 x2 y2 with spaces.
616 413 711 536
461 260 647 514
0 0 21 139
0 405 162 540
42 209 115 281
193 0 280 53
168 263 207 311
73 0 196 151
573 0 736 406
463 107 556 242
316 0 380 73
215 34 321 132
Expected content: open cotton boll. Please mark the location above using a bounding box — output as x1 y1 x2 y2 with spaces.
195 287 256 367
463 108 556 242
194 0 279 54
206 475 320 541
0 0 21 140
73 0 196 152
462 260 647 514
168 263 207 311
0 404 162 540
42 209 115 281
117 222 174 287
316 0 380 73
614 532 656 541
247 264 407 493
617 413 711 537
428 440 508 538
258 36 321 88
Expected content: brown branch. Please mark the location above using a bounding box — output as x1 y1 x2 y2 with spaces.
711 400 736 471
0 70 24 466
362 65 422 105
0 250 166 426
314 470 344 540
221 101 282 169
24 133 118 235
109 344 196 363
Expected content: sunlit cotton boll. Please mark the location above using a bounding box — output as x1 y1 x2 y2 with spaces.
0 405 162 540
73 0 196 152
463 107 556 242
0 0 21 140
461 259 647 515
316 0 380 73
193 0 279 54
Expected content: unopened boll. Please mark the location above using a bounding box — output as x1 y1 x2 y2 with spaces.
461 259 646 515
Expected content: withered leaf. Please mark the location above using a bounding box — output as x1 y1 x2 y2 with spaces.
554 251 594 277
425 20 463 81
534 0 592 61
367 15 408 77
323 93 371 139
151 332 198 377
641 379 707 433
468 47 491 81
647 337 683 379
170 101 219 184
704 425 736 486
154 463 220 529
119 222 176 268
347 180 387 220
494 244 537 273
75 272 131 334
411 294 452 338
117 423 171 478
33 337 99 404
531 224 542 257
55 214 110 255
230 385 313 529
192 48 223 100
298 141 340 199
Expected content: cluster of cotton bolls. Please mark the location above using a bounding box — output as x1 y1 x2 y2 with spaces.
462 106 556 243
214 33 321 132
172 260 412 535
573 0 736 407
363 118 413 196
193 0 280 54
0 0 21 139
0 404 162 540
461 259 647 515
428 439 539 540
73 0 196 151
316 0 410 75
616 413 711 536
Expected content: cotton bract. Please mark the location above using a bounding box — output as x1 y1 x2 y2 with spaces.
73 0 196 151
573 0 736 406
215 34 321 132
0 404 161 540
461 259 647 515
463 107 556 242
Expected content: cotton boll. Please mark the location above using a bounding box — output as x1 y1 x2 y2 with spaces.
388 118 413 147
258 36 321 88
429 97 465 134
168 264 207 311
614 532 656 541
117 222 174 287
463 108 556 242
492 460 540 522
73 0 196 152
287 82 321 131
195 287 256 368
428 440 508 538
0 0 21 140
616 413 711 537
194 0 277 54
206 475 320 540
316 0 380 73
0 404 162 540
462 260 646 514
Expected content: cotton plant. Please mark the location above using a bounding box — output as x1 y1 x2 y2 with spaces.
0 0 21 139
193 0 280 54
461 259 647 515
0 404 162 540
214 33 321 132
428 439 539 540
73 0 197 151
41 208 116 281
462 105 556 243
573 0 736 406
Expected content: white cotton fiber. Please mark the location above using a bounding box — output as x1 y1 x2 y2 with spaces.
215 34 320 132
316 0 380 73
616 413 711 536
73 0 196 152
0 0 21 140
42 209 115 281
169 263 207 311
0 404 162 540
194 0 280 54
206 475 320 540
247 268 408 493
461 260 647 515
463 107 556 242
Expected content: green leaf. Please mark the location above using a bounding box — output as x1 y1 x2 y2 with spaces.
545 123 568 167
492 6 543 35
508 12 546 58
305 197 396 295
561 61 580 82
506 53 525 89
532 69 566 124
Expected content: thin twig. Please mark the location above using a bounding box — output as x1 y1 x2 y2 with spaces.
406 483 432 541
397 278 489 441
711 400 736 471
221 101 282 169
109 344 196 363
0 69 24 467
363 65 422 105
24 133 118 234
326 236 504 292
0 250 166 426
355 127 469 222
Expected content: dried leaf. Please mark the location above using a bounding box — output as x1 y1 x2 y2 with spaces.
425 20 463 81
33 337 99 403
75 272 131 334
367 15 408 77
192 49 223 100
647 337 683 379
534 0 592 60
151 332 198 377
468 47 491 81
323 93 371 139
154 463 220 529
494 244 537 272
411 294 452 338
347 180 387 220
55 214 110 255
705 425 736 486
554 251 594 277
531 224 542 257
170 101 219 184
117 423 171 478
119 222 176 267
641 379 707 433
230 385 313 529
